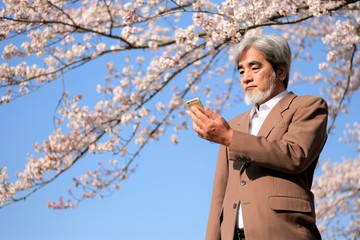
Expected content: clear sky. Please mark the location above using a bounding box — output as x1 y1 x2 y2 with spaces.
1 28 359 240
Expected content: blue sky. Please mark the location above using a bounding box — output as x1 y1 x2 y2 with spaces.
1 50 359 240
1 11 359 240
0 76 216 239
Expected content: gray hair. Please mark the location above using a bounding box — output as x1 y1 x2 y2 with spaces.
233 34 292 88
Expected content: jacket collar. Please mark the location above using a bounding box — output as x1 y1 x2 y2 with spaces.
256 91 297 138
235 92 297 136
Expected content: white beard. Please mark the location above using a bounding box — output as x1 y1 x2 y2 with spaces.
244 72 277 105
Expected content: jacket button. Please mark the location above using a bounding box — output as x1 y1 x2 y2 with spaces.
240 180 247 186
233 203 237 209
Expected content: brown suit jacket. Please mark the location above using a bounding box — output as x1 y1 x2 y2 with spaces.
205 92 328 240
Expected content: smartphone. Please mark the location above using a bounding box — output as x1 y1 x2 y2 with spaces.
186 97 204 111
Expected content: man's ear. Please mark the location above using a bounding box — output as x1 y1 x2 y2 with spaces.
276 64 287 81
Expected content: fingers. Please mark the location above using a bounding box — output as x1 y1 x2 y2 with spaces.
188 107 216 138
186 107 207 135
190 107 213 127
204 107 222 121
186 106 233 146
191 106 208 120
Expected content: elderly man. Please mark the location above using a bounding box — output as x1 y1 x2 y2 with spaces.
187 34 328 240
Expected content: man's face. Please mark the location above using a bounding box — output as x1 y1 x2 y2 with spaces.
237 47 285 105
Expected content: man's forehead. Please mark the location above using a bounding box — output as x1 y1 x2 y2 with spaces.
237 48 267 67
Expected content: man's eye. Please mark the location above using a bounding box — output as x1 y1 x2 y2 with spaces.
239 70 244 75
252 67 260 71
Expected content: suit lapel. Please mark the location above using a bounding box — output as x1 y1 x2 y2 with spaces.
234 111 251 133
257 92 297 138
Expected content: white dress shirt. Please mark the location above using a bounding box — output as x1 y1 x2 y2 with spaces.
237 90 288 229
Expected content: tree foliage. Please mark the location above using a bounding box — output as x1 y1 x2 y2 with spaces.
0 0 359 238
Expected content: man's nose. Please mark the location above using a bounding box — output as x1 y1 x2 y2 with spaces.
241 71 253 84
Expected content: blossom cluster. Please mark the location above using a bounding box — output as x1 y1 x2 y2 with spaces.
313 120 360 239
313 156 360 239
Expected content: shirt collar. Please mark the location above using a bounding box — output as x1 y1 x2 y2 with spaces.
250 90 288 115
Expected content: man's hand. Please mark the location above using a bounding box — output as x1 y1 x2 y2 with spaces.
186 107 233 146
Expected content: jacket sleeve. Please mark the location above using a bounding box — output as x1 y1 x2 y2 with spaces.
227 96 328 174
205 144 229 240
